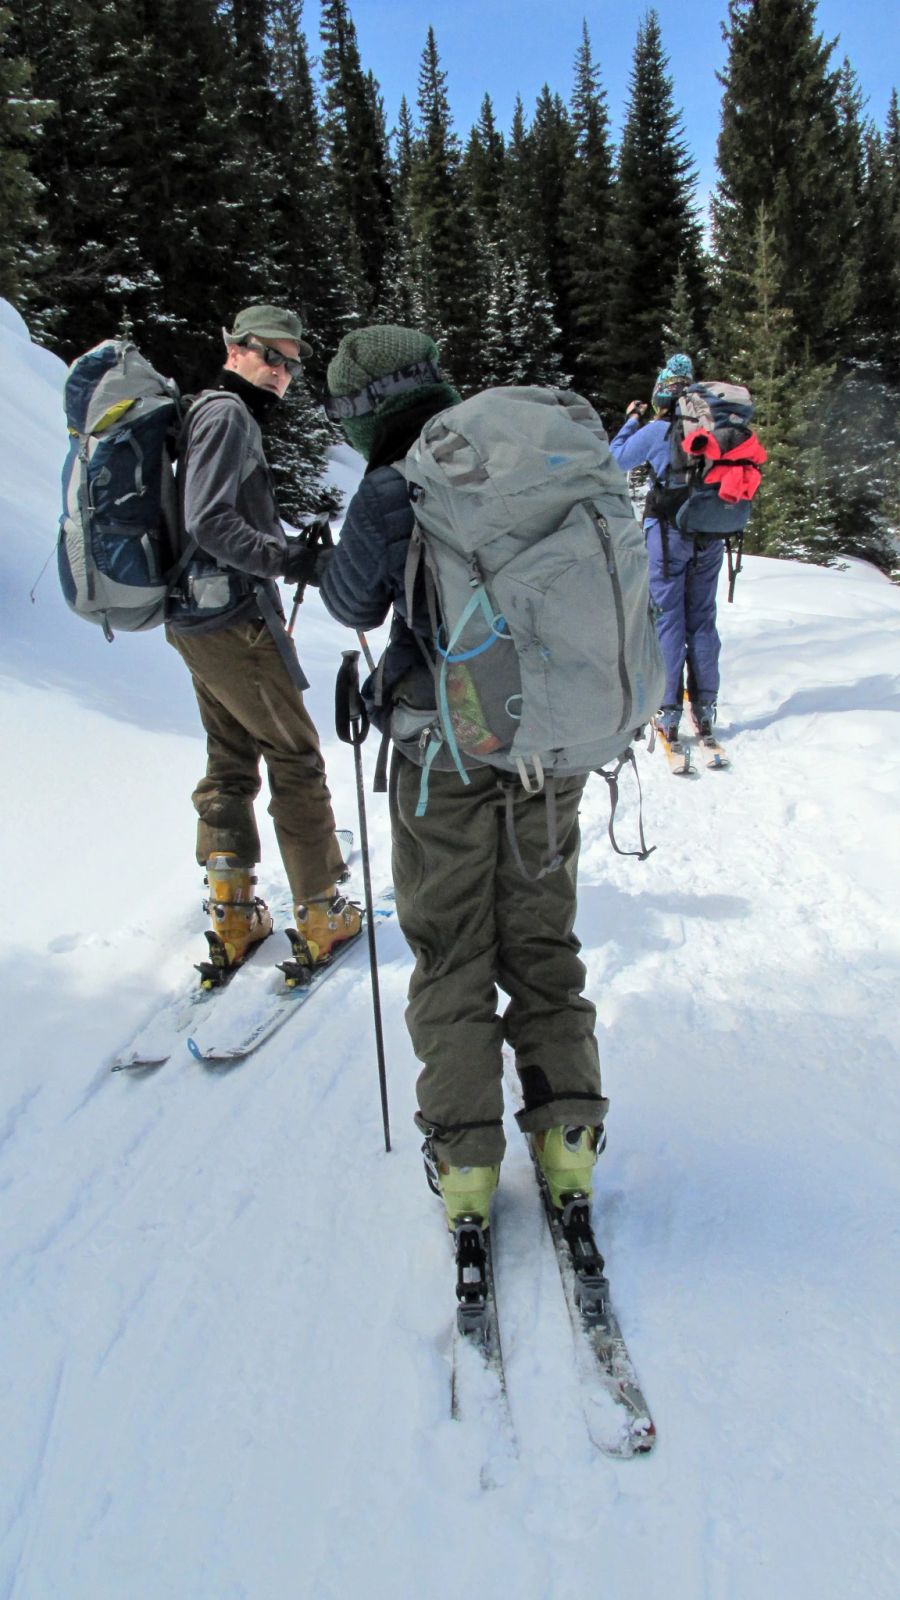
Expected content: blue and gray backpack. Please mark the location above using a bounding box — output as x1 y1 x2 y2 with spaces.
58 339 192 639
646 380 763 599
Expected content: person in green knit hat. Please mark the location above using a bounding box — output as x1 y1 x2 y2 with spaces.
312 326 609 1239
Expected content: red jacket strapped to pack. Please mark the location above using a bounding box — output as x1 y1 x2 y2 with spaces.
682 428 767 504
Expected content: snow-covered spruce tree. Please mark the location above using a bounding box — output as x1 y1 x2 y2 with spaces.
712 0 858 366
661 262 701 371
373 96 421 327
810 96 900 578
0 5 53 310
603 9 706 414
480 242 565 390
8 0 130 354
262 3 356 358
408 26 485 392
319 0 394 317
560 23 615 408
855 99 900 377
462 94 505 246
723 205 837 563
92 0 263 391
526 85 576 368
560 24 615 406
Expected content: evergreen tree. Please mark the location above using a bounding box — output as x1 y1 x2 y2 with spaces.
408 26 484 390
501 95 534 263
0 5 53 308
376 96 420 325
561 22 615 405
463 94 505 241
855 121 900 374
9 0 124 351
604 10 705 411
319 0 394 314
712 0 858 364
524 84 575 354
265 0 355 364
724 206 835 563
97 0 260 389
661 262 700 366
481 244 565 388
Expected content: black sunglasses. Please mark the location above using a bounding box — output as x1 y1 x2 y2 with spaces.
240 338 304 379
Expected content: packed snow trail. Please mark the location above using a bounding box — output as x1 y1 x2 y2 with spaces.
3 558 898 1599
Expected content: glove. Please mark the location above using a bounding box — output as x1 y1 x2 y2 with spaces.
626 400 647 419
281 536 322 587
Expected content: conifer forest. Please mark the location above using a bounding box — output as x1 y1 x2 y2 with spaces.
2 0 898 569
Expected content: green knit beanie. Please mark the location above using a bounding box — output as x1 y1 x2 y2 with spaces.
326 324 458 459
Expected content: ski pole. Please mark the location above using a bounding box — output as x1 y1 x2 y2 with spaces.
288 512 334 636
357 631 376 673
335 649 391 1153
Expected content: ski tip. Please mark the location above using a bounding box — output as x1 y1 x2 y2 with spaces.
186 1037 204 1062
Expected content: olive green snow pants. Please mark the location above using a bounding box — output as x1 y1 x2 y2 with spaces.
167 618 345 902
390 752 609 1166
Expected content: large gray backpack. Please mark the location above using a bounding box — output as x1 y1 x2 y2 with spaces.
399 386 665 870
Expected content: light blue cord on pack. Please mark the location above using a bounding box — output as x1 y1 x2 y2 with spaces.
416 585 510 816
415 735 445 817
438 586 508 786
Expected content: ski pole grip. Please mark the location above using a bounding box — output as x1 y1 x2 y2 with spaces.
309 511 334 550
335 649 369 745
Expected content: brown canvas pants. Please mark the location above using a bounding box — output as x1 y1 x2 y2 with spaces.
390 752 609 1166
167 618 345 902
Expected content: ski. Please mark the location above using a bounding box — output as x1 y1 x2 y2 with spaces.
185 888 394 1063
110 831 355 1071
110 890 294 1070
686 713 730 769
448 1216 517 1486
690 732 730 768
654 726 697 776
525 1139 656 1459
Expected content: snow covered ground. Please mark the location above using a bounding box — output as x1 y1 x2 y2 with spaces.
1 301 898 1599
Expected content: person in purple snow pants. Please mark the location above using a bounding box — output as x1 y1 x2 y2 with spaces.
609 353 722 742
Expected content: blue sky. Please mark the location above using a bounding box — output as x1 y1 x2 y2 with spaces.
304 0 898 212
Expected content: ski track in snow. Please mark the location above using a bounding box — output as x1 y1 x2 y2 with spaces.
1 306 899 1597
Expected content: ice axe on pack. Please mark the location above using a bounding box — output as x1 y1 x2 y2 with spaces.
335 649 391 1154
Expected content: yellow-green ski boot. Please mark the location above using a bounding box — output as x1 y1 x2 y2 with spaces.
532 1125 601 1211
423 1141 500 1230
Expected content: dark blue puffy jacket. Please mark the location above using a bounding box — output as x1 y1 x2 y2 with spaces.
319 419 441 722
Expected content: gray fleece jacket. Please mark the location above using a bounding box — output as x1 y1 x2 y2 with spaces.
167 389 287 634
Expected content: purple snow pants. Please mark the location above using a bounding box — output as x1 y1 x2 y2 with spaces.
647 522 725 706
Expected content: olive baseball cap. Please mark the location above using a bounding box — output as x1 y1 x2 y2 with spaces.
223 304 312 357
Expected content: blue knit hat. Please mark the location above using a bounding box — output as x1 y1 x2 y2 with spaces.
652 352 694 407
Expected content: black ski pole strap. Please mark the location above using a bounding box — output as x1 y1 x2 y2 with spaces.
254 582 310 693
373 721 391 793
335 649 370 745
597 748 655 860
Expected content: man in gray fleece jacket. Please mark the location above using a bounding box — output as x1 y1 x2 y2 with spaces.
165 303 359 979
